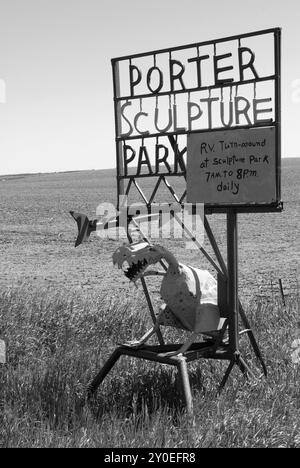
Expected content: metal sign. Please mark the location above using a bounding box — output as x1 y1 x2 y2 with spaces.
112 28 281 212
187 127 277 206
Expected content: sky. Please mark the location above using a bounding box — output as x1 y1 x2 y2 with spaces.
0 0 299 175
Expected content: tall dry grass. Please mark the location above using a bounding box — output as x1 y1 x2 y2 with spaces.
0 285 299 447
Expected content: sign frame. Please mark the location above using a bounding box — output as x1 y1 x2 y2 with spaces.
111 27 282 213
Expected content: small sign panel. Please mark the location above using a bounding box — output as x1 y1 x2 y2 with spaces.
187 127 276 205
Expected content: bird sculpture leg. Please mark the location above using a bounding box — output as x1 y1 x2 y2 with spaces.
122 303 173 349
122 323 159 348
122 305 166 348
159 332 199 357
159 303 222 357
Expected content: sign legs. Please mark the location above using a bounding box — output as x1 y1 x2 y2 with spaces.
227 210 239 354
86 346 194 415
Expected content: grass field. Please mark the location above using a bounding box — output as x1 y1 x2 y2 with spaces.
0 158 299 447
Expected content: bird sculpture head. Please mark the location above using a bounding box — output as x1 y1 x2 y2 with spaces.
112 240 173 282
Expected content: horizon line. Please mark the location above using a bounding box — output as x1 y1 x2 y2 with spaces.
0 155 299 178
